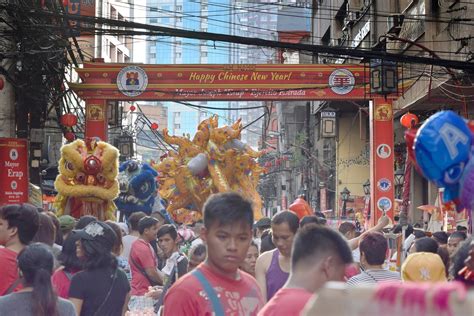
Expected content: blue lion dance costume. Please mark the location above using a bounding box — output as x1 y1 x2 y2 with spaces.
115 160 172 222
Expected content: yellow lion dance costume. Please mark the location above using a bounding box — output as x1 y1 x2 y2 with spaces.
54 138 119 220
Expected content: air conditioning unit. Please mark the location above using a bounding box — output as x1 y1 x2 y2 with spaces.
348 0 363 10
387 14 404 33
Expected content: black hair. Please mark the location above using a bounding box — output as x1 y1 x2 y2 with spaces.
45 212 63 246
17 243 58 316
300 215 326 228
271 211 299 234
128 211 147 232
456 225 468 232
105 221 124 256
413 229 426 239
75 215 97 230
32 213 56 247
58 234 83 272
338 222 356 236
138 216 159 234
315 211 326 219
451 237 474 286
157 224 178 240
413 237 439 254
190 243 207 257
432 231 449 245
359 232 388 265
260 228 276 253
391 224 414 239
0 204 40 245
449 231 467 241
203 192 253 229
291 224 352 269
249 240 259 253
81 239 117 270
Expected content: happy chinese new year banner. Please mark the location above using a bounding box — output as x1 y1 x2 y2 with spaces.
70 64 376 101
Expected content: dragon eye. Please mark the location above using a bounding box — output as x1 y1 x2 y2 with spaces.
65 161 74 171
96 173 106 184
141 182 150 193
75 172 86 183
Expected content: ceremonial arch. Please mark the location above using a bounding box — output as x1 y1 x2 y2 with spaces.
70 62 399 226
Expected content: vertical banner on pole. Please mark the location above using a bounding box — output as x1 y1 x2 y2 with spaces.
320 187 327 213
370 99 395 226
0 138 29 205
85 99 108 141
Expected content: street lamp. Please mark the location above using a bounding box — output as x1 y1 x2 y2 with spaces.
340 187 350 219
394 168 405 199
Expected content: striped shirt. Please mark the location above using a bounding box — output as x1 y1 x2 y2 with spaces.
347 269 401 286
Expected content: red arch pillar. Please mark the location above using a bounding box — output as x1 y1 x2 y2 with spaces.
370 98 395 226
85 99 108 141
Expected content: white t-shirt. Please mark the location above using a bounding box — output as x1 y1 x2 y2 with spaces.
122 235 138 259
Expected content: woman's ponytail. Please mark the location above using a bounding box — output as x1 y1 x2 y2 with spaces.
17 243 59 316
31 267 58 316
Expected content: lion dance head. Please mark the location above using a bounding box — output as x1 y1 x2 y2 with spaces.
54 138 119 221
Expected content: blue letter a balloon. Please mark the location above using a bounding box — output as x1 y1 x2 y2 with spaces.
414 111 471 201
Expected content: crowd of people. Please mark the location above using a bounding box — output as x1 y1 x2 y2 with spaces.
0 195 473 315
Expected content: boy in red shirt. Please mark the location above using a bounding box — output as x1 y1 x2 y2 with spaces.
164 192 264 315
258 224 353 316
129 216 164 311
0 204 40 295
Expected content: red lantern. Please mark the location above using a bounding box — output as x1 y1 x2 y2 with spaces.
0 77 4 91
60 113 78 127
400 112 419 129
64 132 76 142
130 105 136 112
62 0 68 6
151 122 159 130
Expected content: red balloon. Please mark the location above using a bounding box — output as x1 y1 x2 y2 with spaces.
130 105 136 112
400 112 419 129
64 132 76 142
289 197 313 219
151 122 159 130
60 113 78 127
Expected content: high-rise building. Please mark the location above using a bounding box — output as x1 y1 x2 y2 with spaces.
145 0 232 137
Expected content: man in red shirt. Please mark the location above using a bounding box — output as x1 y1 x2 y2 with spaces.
258 224 353 316
0 204 40 295
164 192 264 315
128 216 164 311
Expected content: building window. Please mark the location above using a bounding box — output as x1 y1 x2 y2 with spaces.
150 7 158 11
150 53 156 59
174 124 181 129
150 18 158 23
177 17 182 22
176 5 182 11
176 52 182 58
202 52 208 57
